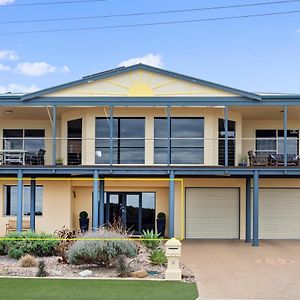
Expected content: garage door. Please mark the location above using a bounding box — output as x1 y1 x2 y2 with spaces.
186 188 240 239
258 189 300 239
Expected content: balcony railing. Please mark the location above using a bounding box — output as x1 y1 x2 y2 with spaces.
0 137 298 167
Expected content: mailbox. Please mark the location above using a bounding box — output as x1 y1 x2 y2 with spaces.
165 238 182 281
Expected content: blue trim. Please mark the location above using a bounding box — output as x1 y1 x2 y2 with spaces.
30 178 36 232
167 106 171 166
284 106 288 167
92 170 99 230
17 169 23 233
52 106 57 166
99 177 105 226
245 176 251 243
252 170 259 247
224 106 229 167
169 170 175 238
109 106 113 166
18 64 261 101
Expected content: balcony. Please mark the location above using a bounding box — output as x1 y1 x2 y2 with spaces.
0 136 298 168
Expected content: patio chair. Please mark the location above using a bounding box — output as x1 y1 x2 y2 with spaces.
6 219 30 234
248 150 269 166
27 149 46 165
269 154 300 166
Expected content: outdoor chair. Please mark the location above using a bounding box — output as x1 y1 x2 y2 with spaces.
269 154 300 166
248 150 269 166
6 219 30 234
27 149 46 165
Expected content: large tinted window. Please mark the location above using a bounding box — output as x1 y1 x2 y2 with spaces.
4 185 43 216
154 117 204 164
95 118 145 164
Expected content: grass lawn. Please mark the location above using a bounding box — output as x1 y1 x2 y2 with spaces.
0 278 198 300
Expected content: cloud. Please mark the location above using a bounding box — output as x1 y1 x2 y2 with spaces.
118 54 164 68
0 64 11 71
0 83 39 94
0 49 19 61
16 62 70 76
0 0 14 6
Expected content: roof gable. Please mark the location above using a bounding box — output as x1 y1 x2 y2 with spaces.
21 64 261 101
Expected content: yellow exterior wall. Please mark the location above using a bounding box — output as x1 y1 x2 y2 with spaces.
46 69 237 97
0 179 72 236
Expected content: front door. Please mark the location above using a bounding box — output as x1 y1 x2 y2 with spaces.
106 192 141 234
105 192 155 234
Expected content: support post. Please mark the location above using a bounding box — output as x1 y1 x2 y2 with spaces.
98 177 105 227
93 170 99 230
224 106 229 167
252 170 259 246
109 106 114 166
245 176 251 243
17 169 23 233
283 106 288 167
52 105 57 166
169 170 175 238
30 178 36 232
167 106 171 166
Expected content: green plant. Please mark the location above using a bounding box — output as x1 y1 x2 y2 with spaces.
79 211 88 219
36 260 48 277
149 248 167 266
239 155 248 165
68 229 137 267
140 230 161 251
3 231 59 259
55 158 63 164
115 255 132 277
157 212 166 219
0 240 6 256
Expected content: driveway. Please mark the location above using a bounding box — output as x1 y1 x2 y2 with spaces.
181 240 300 300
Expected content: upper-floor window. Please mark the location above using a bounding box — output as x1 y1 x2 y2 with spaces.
256 129 299 155
4 185 43 216
154 117 204 164
3 129 45 152
95 118 145 164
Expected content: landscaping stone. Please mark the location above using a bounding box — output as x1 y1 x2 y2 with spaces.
79 270 93 277
130 269 148 278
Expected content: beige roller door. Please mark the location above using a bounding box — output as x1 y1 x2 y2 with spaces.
259 189 300 239
186 188 240 239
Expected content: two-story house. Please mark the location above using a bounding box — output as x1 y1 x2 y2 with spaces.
0 64 299 246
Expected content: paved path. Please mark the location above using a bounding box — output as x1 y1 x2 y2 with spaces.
181 240 300 300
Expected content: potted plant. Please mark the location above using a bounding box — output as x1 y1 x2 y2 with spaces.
238 155 248 166
156 212 166 238
55 158 63 166
79 211 89 232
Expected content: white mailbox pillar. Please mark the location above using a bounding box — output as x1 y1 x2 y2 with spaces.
165 238 182 281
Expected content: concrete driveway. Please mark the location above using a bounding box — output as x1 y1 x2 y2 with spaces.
181 240 300 300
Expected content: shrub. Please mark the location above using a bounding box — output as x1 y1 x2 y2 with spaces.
54 226 80 263
36 260 48 277
149 248 167 266
0 240 6 256
115 255 132 277
68 230 137 267
157 212 166 219
19 254 38 268
140 230 161 251
3 231 59 259
79 211 88 218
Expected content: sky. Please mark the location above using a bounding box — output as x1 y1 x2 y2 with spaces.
0 0 300 94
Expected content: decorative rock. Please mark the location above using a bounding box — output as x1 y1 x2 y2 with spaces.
130 269 148 278
79 270 93 277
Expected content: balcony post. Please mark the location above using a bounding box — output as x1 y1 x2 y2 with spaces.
252 170 259 247
283 106 288 167
169 170 175 238
109 106 114 166
224 106 229 166
98 176 105 226
30 178 36 232
245 176 251 243
167 105 171 165
92 170 99 230
52 106 57 166
17 169 23 233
